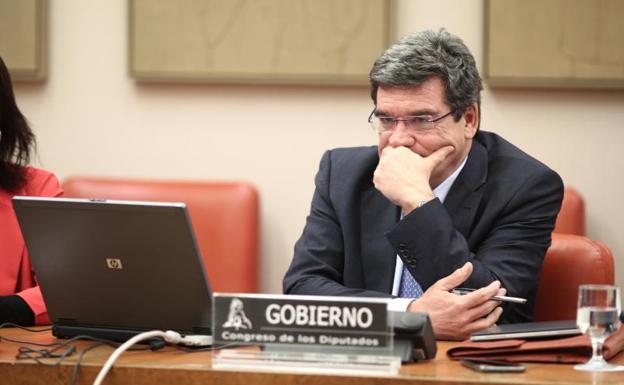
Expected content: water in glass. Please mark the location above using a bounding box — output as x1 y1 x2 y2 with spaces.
575 285 624 372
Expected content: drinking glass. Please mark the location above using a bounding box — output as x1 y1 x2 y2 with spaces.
575 284 623 371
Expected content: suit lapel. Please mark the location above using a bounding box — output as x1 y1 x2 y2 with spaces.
360 184 399 293
444 140 488 238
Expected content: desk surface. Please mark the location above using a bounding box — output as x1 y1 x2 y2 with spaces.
0 327 623 385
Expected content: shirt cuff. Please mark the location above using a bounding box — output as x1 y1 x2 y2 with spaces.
0 295 35 326
387 297 414 312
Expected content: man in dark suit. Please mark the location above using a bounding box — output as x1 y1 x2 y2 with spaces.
283 30 563 340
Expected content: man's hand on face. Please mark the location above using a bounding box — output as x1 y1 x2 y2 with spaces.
373 145 454 214
407 262 505 340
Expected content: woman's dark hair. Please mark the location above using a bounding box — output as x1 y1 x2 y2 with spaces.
0 55 35 192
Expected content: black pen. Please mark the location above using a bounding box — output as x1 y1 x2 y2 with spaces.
452 287 527 304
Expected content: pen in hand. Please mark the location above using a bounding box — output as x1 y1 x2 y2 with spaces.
452 287 527 304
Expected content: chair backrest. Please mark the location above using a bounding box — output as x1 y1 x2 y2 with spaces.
553 187 585 235
61 177 259 293
534 233 614 321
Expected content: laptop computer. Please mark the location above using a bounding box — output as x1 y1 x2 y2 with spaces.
12 196 213 342
470 320 580 342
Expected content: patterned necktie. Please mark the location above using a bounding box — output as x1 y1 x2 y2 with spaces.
399 265 424 298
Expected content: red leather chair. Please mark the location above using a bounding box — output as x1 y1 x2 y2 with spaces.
62 177 259 293
534 233 614 321
553 187 585 235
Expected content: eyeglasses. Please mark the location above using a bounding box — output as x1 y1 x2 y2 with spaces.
367 109 454 134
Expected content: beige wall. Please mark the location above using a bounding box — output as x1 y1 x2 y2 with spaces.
14 0 624 293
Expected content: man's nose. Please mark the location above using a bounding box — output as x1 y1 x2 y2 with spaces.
387 121 415 147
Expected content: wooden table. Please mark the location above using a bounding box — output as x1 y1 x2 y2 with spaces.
0 327 623 385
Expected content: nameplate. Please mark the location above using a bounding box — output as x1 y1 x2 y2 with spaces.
213 294 391 348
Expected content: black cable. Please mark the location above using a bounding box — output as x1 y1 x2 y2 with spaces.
0 322 52 332
16 344 76 366
0 323 160 385
13 335 114 367
2 334 69 347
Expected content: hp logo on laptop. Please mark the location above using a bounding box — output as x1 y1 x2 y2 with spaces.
106 258 123 270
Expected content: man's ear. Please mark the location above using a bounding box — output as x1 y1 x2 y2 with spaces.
463 103 479 139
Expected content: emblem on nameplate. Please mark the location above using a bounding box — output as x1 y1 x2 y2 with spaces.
222 298 253 330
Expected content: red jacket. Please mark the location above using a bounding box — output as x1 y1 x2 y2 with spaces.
0 167 63 324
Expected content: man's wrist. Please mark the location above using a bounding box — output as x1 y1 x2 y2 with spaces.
407 298 423 312
402 193 435 214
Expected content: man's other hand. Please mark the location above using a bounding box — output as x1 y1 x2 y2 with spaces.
407 262 504 340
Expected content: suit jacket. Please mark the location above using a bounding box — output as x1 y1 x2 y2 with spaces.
0 167 63 324
283 131 564 323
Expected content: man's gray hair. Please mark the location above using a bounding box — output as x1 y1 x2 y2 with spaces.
369 29 483 124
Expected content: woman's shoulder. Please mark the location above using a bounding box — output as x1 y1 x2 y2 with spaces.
22 167 63 197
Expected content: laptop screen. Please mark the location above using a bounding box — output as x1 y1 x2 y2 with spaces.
12 196 213 340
